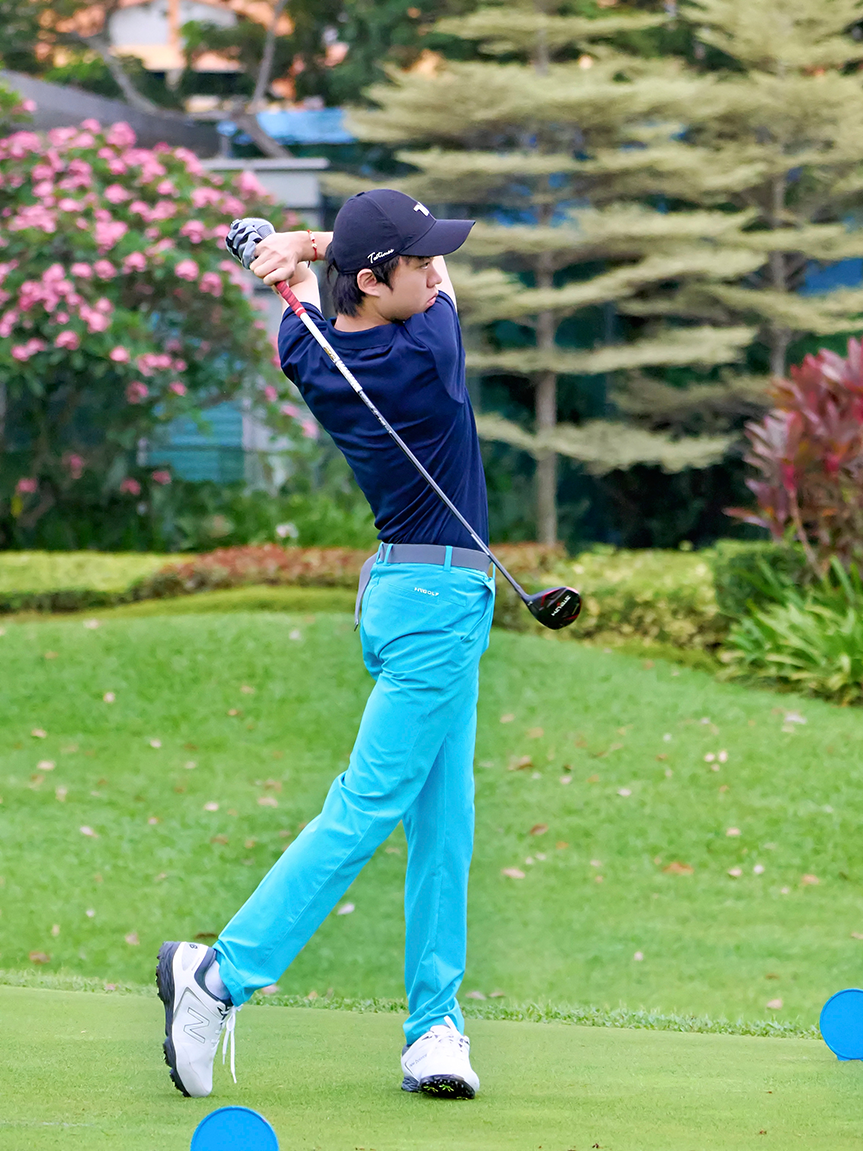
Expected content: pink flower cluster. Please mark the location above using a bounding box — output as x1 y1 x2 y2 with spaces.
12 337 47 361
16 477 38 494
126 381 148 404
119 477 141 496
136 351 185 376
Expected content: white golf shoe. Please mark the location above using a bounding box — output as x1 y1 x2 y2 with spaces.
156 940 239 1097
400 1016 480 1099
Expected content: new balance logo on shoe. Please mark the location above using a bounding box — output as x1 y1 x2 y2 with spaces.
183 1006 210 1044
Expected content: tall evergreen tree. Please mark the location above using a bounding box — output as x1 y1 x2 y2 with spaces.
339 0 863 543
342 2 763 542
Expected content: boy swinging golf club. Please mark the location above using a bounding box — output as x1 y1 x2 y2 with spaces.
156 189 579 1103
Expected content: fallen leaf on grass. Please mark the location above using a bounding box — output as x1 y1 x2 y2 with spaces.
508 756 533 771
124 932 140 946
591 743 623 759
29 951 50 964
149 739 161 749
617 788 632 797
556 841 568 850
240 684 255 695
227 708 240 717
633 951 644 961
44 651 58 660
801 874 819 885
726 827 741 837
260 984 280 995
203 802 219 812
85 909 95 918
766 998 783 1010
590 859 602 868
37 760 54 772
103 692 115 704
79 826 98 837
728 867 743 878
55 787 67 802
258 796 279 808
194 932 218 942
499 713 514 724
83 619 100 629
501 868 526 879
527 727 544 739
560 775 572 785
244 838 257 849
336 903 355 915
656 754 668 762
31 729 46 738
529 824 548 836
663 862 694 876
852 932 863 940
210 835 229 845
289 629 302 641
465 990 486 1000
753 864 765 875
51 925 60 937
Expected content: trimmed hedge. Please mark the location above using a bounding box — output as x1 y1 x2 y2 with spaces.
493 545 725 649
4 543 794 657
0 551 170 613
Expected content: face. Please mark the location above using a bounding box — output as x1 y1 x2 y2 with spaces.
358 256 442 321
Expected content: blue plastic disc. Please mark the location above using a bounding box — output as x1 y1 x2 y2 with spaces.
190 1107 279 1151
820 988 863 1061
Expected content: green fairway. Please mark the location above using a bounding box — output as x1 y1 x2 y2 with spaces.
2 609 863 1027
1 985 859 1151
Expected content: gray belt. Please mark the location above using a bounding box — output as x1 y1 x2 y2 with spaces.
354 543 490 627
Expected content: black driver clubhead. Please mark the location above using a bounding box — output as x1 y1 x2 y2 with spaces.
525 586 582 630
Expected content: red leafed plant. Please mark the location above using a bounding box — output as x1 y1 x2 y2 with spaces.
728 338 863 576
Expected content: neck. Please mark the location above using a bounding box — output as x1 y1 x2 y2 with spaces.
334 303 392 332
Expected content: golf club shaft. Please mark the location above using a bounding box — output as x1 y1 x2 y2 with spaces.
272 280 530 601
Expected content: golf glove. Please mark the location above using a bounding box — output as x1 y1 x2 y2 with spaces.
225 217 275 270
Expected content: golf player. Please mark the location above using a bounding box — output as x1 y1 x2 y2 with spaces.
157 190 494 1101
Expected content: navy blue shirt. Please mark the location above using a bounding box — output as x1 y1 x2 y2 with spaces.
277 291 489 550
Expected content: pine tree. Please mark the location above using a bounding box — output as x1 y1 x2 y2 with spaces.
337 0 863 544
340 2 765 542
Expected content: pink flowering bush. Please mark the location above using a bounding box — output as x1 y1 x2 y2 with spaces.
0 115 309 547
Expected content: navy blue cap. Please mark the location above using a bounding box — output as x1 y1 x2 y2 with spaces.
330 189 474 274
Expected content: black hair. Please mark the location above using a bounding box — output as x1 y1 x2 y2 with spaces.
325 244 402 317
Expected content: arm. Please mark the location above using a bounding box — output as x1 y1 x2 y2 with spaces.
433 256 457 309
249 229 334 310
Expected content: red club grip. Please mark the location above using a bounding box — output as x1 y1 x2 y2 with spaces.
274 280 306 316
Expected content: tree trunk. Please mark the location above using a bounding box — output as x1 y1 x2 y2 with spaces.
535 251 557 545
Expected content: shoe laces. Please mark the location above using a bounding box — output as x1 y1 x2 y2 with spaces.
436 1016 468 1054
221 1004 241 1083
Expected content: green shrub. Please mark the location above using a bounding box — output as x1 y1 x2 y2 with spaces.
710 540 810 620
523 546 726 650
720 560 863 704
0 551 170 613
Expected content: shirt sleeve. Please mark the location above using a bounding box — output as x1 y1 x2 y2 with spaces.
277 302 326 385
402 291 466 402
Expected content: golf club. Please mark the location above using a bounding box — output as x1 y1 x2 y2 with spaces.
227 219 581 631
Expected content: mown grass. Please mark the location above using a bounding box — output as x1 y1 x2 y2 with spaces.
2 985 858 1151
1 609 862 1028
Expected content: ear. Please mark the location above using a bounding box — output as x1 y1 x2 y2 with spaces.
356 268 383 297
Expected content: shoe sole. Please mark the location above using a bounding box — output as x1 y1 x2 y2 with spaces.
155 941 190 1098
418 1074 476 1100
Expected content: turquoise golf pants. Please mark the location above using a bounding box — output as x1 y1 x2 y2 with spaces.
214 548 495 1044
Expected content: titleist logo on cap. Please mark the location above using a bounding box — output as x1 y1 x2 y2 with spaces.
367 248 395 263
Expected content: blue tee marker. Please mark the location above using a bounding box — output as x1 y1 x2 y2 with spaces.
820 988 863 1061
190 1106 279 1150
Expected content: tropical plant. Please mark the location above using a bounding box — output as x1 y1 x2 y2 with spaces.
728 338 863 577
721 558 863 705
0 116 314 548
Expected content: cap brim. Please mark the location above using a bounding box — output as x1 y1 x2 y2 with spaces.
401 218 474 258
